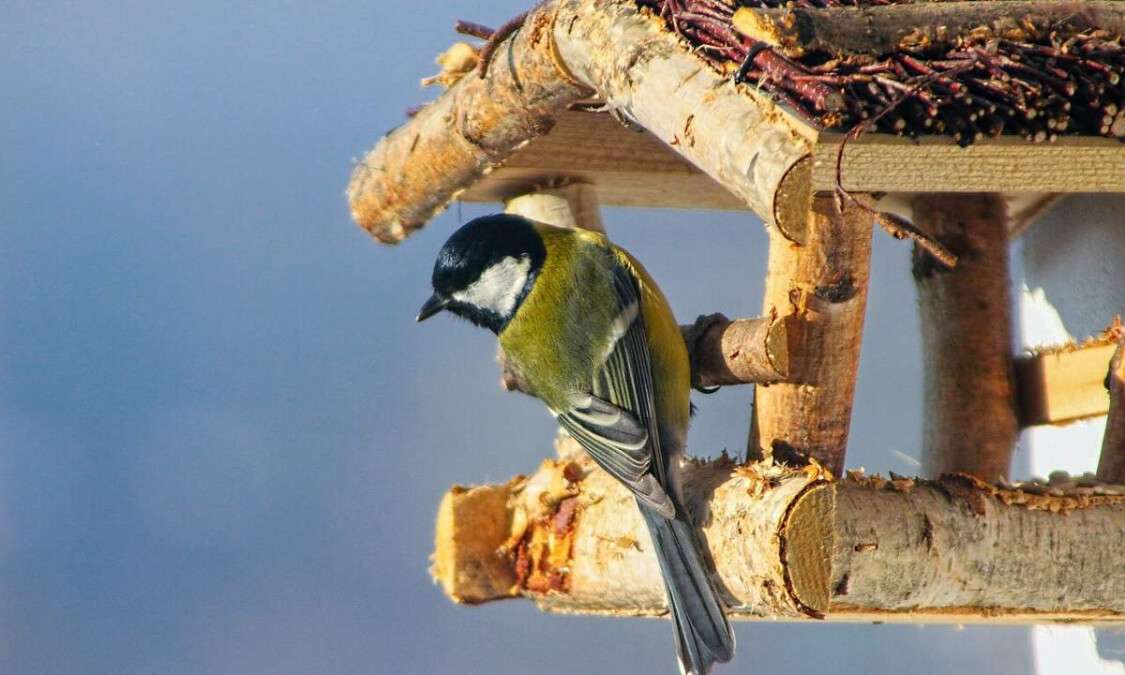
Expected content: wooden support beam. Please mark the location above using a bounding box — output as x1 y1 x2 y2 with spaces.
460 111 746 211
1099 341 1125 484
551 0 815 239
432 449 1125 622
455 115 1125 212
731 1 1125 58
348 0 815 244
1015 341 1119 426
503 182 604 232
819 135 1125 194
750 194 873 477
913 194 1018 481
347 2 591 243
687 313 797 389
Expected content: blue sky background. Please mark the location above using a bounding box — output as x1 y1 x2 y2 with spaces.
0 2 1037 673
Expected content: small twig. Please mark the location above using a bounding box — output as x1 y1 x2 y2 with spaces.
834 62 975 267
478 11 531 78
876 213 958 267
455 20 495 40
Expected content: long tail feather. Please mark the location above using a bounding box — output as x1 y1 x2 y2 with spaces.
640 503 735 675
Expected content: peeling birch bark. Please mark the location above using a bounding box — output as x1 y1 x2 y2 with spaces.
347 3 590 243
432 449 1125 622
750 194 874 476
912 194 1018 481
1098 341 1125 484
348 0 814 244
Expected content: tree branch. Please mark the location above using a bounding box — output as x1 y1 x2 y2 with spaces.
750 193 873 477
432 446 1125 621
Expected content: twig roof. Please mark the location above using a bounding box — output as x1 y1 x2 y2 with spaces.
644 0 1125 144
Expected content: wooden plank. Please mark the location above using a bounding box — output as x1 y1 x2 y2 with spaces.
459 111 1125 211
458 110 747 210
1015 342 1117 426
815 134 1125 193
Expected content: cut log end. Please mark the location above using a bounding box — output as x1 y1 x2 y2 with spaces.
432 482 520 604
781 481 834 615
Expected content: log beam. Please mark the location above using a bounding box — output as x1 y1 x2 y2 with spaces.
750 193 873 476
913 194 1018 481
347 2 591 243
432 449 1125 622
504 182 605 232
731 1 1125 59
348 0 815 244
1099 341 1125 484
687 313 797 389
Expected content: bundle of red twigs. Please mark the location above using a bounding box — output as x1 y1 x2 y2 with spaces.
636 0 1125 145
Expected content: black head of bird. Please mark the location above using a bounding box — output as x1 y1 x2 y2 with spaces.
416 213 546 334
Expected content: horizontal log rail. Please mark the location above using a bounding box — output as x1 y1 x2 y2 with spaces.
432 446 1125 622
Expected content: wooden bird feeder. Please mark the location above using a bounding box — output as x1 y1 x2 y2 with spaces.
348 0 1125 625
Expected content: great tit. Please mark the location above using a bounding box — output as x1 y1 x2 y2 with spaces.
418 213 735 674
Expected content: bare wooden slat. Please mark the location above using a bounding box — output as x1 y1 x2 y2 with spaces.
1017 342 1118 426
813 134 1125 194
458 111 746 210
457 113 1125 213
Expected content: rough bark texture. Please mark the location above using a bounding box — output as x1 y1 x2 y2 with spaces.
732 2 1125 58
912 194 1018 481
347 3 591 243
552 0 815 242
1099 342 1125 484
750 194 873 477
689 313 799 389
348 0 814 244
432 445 1125 622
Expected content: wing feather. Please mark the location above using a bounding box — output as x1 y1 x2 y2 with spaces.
555 263 675 518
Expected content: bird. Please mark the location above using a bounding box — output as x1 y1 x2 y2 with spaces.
417 213 735 674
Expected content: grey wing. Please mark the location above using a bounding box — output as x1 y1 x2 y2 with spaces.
555 264 675 518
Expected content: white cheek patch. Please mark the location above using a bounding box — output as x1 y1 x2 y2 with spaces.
452 255 532 317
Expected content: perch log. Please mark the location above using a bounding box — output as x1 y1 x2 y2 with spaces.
912 194 1018 481
432 444 1125 622
1099 341 1125 484
750 193 873 477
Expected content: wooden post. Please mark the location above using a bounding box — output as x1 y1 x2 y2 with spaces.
750 193 873 476
912 194 1018 481
1098 341 1125 484
504 182 604 232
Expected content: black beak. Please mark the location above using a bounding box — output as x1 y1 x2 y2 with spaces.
416 293 449 322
